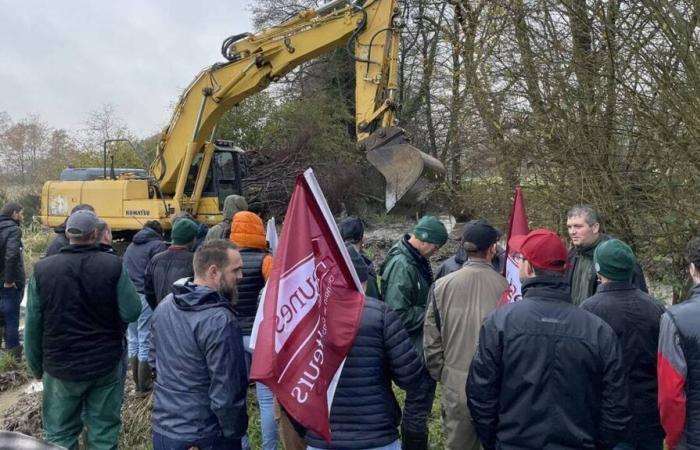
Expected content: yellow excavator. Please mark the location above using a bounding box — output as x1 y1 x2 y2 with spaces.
40 0 445 235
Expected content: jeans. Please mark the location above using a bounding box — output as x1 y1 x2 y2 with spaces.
307 440 400 450
242 335 278 450
127 323 138 358
136 294 153 361
127 294 153 361
0 286 21 349
153 432 242 450
402 368 436 436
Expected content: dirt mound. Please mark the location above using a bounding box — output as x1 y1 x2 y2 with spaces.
363 219 461 271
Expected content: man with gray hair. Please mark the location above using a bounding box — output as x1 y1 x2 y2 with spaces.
566 204 647 305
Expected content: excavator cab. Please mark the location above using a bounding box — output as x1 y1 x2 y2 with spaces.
361 127 445 213
184 141 245 210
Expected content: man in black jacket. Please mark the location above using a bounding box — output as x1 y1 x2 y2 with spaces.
144 218 198 310
581 239 665 449
44 203 94 257
0 202 25 358
467 228 631 450
338 216 380 299
302 247 424 450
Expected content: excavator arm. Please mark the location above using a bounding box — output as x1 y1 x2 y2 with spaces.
151 0 444 213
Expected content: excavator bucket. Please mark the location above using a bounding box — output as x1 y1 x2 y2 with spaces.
367 144 445 212
362 127 445 213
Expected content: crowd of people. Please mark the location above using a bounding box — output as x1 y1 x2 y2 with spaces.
0 197 696 450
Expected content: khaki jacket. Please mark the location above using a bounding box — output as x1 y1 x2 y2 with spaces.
424 259 507 393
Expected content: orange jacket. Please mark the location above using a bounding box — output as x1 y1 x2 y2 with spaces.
230 211 273 280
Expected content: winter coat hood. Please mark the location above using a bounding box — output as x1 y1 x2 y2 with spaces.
132 227 163 245
230 211 266 250
0 215 19 230
171 280 231 312
223 195 248 221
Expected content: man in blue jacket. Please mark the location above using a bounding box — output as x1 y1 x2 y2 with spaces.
149 239 248 450
122 220 167 392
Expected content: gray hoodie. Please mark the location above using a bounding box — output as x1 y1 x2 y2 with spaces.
205 195 248 241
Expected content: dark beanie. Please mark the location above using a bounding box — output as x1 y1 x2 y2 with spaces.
594 239 635 281
413 216 448 246
346 245 369 283
172 219 199 245
339 217 365 244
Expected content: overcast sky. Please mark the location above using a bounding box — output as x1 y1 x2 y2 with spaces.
0 0 253 136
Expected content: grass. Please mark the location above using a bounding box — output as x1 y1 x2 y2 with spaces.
0 352 22 373
118 384 446 450
22 220 53 275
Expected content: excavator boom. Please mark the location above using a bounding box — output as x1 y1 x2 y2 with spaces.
40 0 445 233
152 0 444 213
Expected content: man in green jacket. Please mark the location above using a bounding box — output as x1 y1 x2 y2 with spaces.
380 215 447 450
24 210 141 450
566 205 647 305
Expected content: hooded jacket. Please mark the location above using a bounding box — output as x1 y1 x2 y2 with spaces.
122 227 168 293
149 281 248 444
0 215 25 289
45 223 68 258
206 195 248 241
380 235 433 353
229 211 272 334
467 276 631 450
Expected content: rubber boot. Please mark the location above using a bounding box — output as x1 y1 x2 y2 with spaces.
7 344 22 362
137 360 153 393
128 356 139 386
401 424 428 450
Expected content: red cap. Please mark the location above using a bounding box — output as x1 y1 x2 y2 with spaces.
509 228 567 272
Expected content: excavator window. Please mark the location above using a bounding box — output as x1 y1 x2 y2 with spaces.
184 150 243 210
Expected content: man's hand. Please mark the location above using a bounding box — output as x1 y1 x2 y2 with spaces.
3 282 16 288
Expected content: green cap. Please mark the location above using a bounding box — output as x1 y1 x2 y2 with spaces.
412 216 448 246
594 239 635 282
172 218 199 245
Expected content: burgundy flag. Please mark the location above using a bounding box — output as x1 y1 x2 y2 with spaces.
498 187 530 305
250 169 364 441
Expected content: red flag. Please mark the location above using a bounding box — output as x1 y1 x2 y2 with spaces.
498 187 530 306
250 169 364 441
